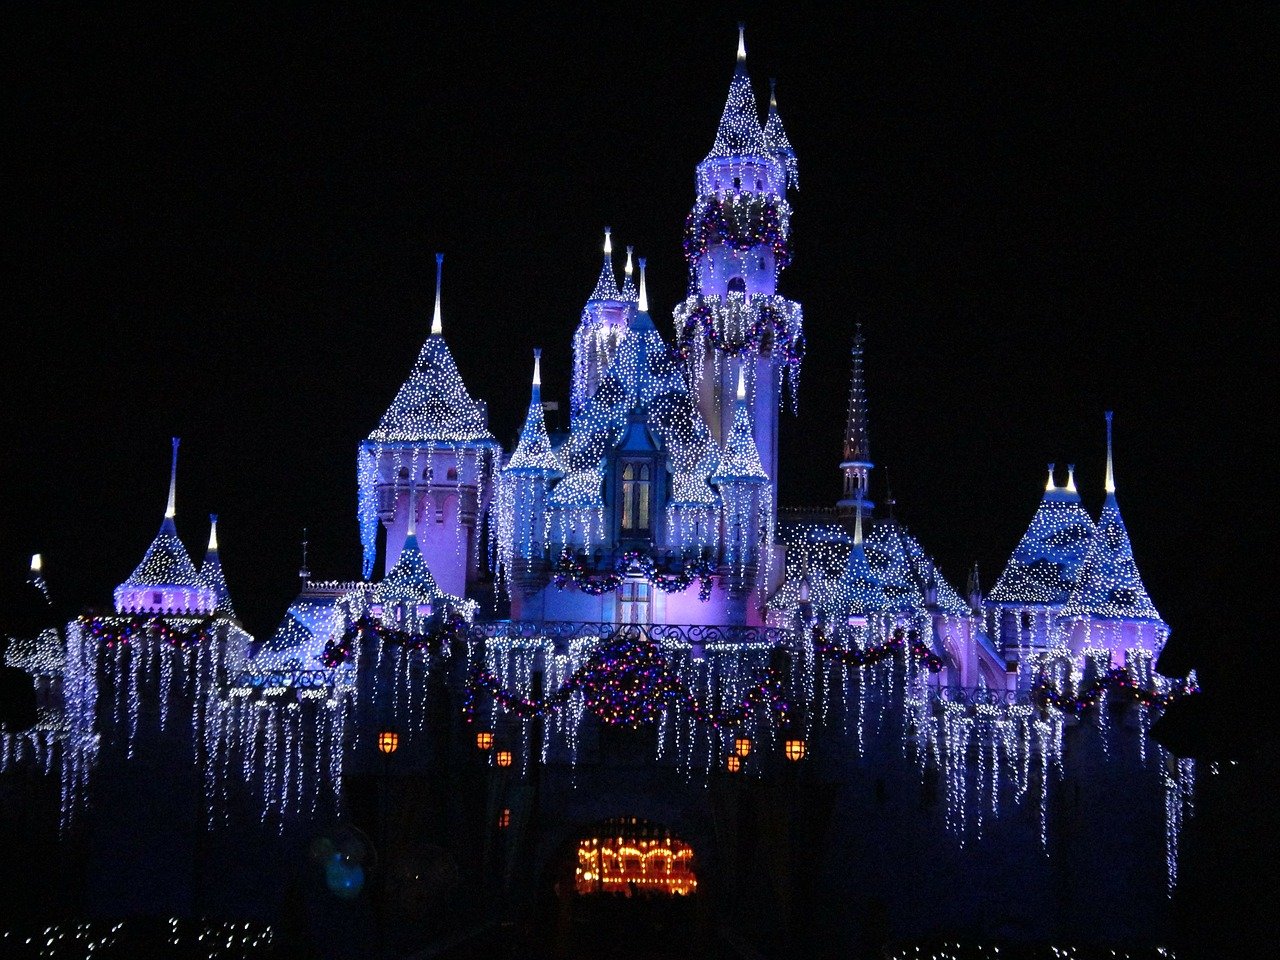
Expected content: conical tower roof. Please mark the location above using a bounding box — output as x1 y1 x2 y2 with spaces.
369 254 495 444
710 367 768 483
762 79 799 190
1064 414 1162 622
988 466 1096 606
838 511 887 619
116 439 216 614
703 24 768 163
199 514 235 617
506 350 563 475
373 488 445 609
864 516 926 615
587 227 622 302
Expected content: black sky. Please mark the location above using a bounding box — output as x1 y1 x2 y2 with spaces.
0 4 1268 642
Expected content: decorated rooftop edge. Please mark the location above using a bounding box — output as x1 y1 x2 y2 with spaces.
987 468 1096 606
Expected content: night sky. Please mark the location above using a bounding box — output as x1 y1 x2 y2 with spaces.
1 5 1266 643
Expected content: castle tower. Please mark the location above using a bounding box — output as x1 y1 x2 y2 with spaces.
837 326 874 519
673 25 803 547
571 227 632 425
497 350 564 604
114 438 217 616
709 366 771 598
359 254 499 597
1062 412 1166 656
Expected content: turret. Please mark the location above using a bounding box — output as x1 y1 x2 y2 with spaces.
114 438 217 616
571 227 631 424
710 366 770 592
1063 412 1165 653
497 350 564 584
837 325 874 519
359 253 499 596
199 514 235 618
763 79 799 190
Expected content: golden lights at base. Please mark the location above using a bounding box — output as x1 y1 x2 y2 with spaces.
575 833 697 896
498 808 511 829
377 730 400 754
726 754 741 773
733 736 752 758
784 738 806 762
495 749 514 768
475 730 494 751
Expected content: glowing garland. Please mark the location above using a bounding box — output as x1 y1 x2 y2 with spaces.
552 548 716 601
464 629 791 730
1032 666 1177 715
83 615 213 649
814 625 945 674
670 296 805 365
682 192 792 272
318 614 469 668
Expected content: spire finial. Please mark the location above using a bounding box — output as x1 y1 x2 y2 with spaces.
165 437 180 519
531 348 543 405
624 245 634 278
603 226 612 256
1046 462 1057 492
853 504 864 546
735 364 746 402
769 77 777 109
30 553 42 574
207 513 219 552
637 257 648 312
1104 411 1116 494
1066 464 1078 494
737 22 746 62
431 252 444 336
299 527 310 582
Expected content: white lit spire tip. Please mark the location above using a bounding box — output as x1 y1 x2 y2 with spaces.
30 553 42 573
431 253 444 336
737 22 746 61
637 256 649 312
735 365 746 401
165 437 180 519
1045 462 1056 492
532 348 542 387
1104 411 1116 494
208 513 219 551
624 245 634 275
603 226 612 255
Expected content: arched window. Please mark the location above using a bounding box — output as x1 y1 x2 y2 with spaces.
1021 611 1033 631
620 462 652 535
446 467 458 481
727 276 746 294
398 466 410 479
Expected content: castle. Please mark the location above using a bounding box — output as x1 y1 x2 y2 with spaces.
1 26 1188 956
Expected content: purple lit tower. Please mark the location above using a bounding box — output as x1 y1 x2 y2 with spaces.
672 24 803 560
358 254 499 598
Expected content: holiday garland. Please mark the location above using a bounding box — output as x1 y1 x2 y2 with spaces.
1032 666 1176 716
669 298 806 366
554 549 716 602
318 614 469 669
682 192 791 271
83 615 212 650
463 628 791 730
814 626 945 674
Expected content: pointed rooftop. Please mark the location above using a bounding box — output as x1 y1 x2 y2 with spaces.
115 438 216 615
373 482 446 610
1064 413 1162 622
588 227 622 302
703 23 768 163
838 509 887 620
619 245 638 302
710 367 768 483
763 79 799 190
988 464 1097 606
368 254 496 444
200 513 235 617
505 350 563 476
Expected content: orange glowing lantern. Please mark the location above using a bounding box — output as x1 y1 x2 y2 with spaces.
498 808 511 829
377 730 400 755
784 738 806 762
733 736 752 758
726 754 741 773
475 730 494 751
495 749 514 768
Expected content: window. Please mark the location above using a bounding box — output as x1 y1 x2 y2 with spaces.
446 467 458 480
620 462 652 535
1021 611 1033 631
727 276 746 293
732 175 741 190
618 582 651 624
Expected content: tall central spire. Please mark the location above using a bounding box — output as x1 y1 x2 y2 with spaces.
1104 410 1116 494
431 253 444 336
704 23 767 161
837 327 874 518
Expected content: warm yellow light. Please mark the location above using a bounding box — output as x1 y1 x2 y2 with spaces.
733 737 752 758
498 808 511 829
726 754 741 773
495 749 513 768
784 738 806 762
475 730 494 751
377 730 400 754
